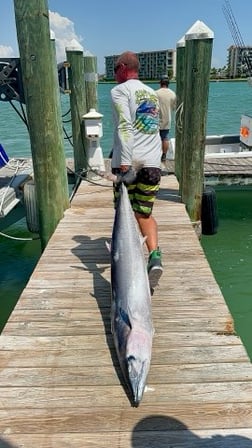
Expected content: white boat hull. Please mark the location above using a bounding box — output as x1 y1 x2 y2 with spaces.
168 134 252 160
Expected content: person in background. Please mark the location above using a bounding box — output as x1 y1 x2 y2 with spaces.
156 76 176 162
110 51 163 289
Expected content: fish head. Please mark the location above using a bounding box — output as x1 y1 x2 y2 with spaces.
125 329 152 406
127 355 150 406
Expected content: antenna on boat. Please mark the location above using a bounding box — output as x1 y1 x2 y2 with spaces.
222 0 252 78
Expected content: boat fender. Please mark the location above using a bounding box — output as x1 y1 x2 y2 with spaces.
23 180 39 233
201 187 218 235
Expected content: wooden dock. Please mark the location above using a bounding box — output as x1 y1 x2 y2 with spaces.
167 155 252 186
1 174 252 447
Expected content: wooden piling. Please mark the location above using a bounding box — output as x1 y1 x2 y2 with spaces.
66 46 87 174
14 0 69 251
181 21 214 224
84 55 98 112
174 36 186 184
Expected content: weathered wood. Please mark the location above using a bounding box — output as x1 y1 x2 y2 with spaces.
2 430 252 448
3 317 233 336
1 174 252 447
1 361 251 388
2 381 252 408
66 47 87 173
0 332 241 350
1 404 252 434
84 55 98 112
14 0 69 249
175 35 185 182
181 21 214 221
0 345 247 369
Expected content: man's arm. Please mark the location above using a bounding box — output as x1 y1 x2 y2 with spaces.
111 87 134 167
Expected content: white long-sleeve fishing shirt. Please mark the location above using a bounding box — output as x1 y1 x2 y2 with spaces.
111 79 162 169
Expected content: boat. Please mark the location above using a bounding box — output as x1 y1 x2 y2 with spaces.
167 114 252 160
0 144 33 232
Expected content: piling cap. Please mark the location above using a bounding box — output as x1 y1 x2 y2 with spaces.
185 20 214 40
82 108 103 119
65 39 83 52
177 35 185 48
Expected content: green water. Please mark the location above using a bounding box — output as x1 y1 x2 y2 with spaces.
0 218 41 332
201 187 252 360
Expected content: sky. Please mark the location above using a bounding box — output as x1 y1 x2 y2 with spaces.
1 0 252 74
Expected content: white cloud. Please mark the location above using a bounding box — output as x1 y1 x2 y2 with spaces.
0 12 92 63
49 11 92 62
0 45 15 58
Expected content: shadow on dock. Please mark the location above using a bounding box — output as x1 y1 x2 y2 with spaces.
158 186 182 203
71 234 111 332
0 437 19 448
71 234 133 405
132 415 252 447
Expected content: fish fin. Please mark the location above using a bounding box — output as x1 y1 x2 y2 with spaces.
119 307 132 329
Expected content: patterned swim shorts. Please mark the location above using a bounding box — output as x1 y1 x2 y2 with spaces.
112 167 161 217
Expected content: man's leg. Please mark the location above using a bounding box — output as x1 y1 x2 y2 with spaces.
132 168 163 289
160 129 170 161
135 212 163 290
161 139 169 161
135 213 158 253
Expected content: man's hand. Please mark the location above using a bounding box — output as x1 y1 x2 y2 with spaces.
120 164 130 172
116 166 137 185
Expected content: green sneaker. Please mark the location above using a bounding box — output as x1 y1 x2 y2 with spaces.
147 248 163 289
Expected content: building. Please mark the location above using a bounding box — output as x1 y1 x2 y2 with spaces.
228 45 252 78
105 49 176 81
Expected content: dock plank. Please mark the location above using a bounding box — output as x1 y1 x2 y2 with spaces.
166 156 252 185
1 174 252 447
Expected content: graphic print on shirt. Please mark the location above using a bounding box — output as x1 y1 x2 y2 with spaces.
134 90 159 134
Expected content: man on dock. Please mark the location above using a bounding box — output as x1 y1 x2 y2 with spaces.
156 76 176 162
110 51 163 289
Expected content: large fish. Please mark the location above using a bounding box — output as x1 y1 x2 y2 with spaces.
110 182 154 406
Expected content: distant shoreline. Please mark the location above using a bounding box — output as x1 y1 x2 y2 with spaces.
99 78 250 84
